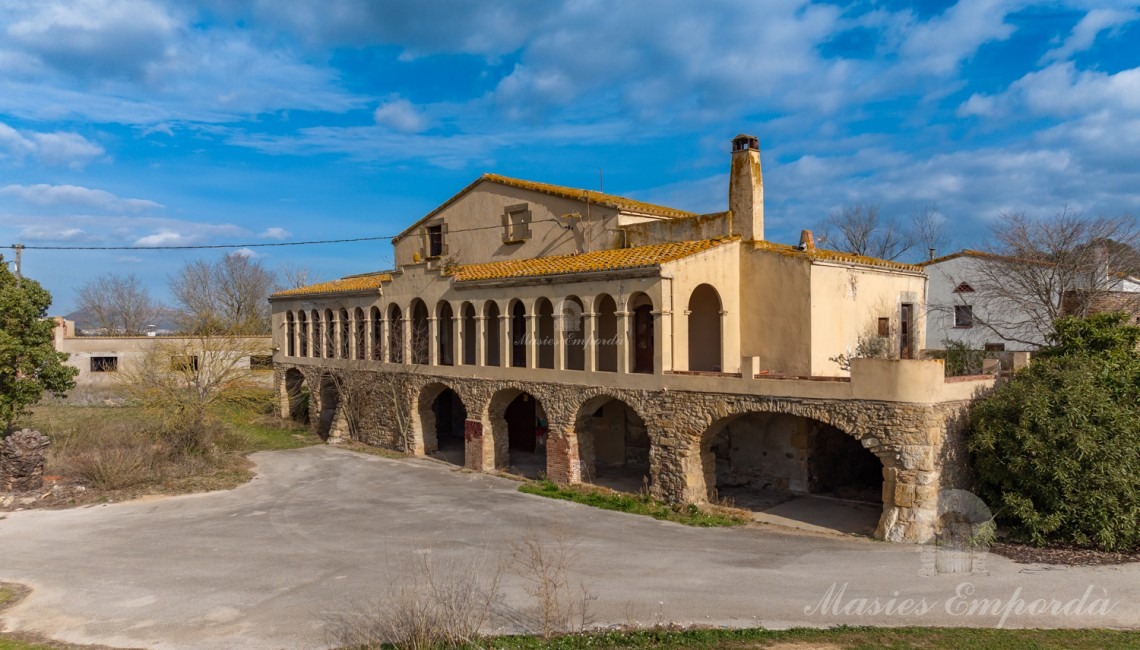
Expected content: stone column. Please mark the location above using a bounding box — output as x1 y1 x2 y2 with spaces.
473 315 485 366
546 427 576 485
655 309 671 374
615 310 631 374
464 419 486 471
427 316 438 365
552 306 565 370
401 317 412 364
582 312 596 372
499 313 511 367
379 316 389 362
526 313 538 369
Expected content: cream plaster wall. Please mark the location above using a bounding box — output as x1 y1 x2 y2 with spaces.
738 247 812 375
661 241 741 373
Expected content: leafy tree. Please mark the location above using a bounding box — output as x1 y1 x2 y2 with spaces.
0 255 78 431
968 312 1140 551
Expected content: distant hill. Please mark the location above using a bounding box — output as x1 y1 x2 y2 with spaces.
62 307 182 335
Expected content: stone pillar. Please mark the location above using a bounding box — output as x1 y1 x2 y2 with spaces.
499 314 511 367
401 317 412 364
464 419 486 471
615 310 630 374
428 316 439 365
526 313 538 369
473 315 485 366
552 306 565 370
379 316 389 362
1 429 50 492
545 428 576 484
655 309 671 374
582 312 596 372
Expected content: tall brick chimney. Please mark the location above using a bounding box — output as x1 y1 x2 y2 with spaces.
729 133 763 241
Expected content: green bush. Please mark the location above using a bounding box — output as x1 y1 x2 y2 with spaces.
968 313 1140 551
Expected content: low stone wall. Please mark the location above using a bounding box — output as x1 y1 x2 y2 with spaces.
274 363 973 543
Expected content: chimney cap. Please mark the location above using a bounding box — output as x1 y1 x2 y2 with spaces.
732 133 759 152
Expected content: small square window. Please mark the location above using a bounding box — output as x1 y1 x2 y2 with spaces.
90 356 117 372
502 204 532 243
954 305 974 328
877 317 890 337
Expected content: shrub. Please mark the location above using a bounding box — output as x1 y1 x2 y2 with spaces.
968 313 1140 551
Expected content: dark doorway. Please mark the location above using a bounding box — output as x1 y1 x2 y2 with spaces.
316 376 339 441
809 426 882 503
633 304 654 373
431 388 467 466
285 368 309 424
576 398 649 493
505 393 537 453
900 303 914 360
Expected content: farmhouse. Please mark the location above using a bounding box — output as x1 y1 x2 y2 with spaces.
269 134 993 543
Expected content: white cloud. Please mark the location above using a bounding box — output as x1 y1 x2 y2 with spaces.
232 247 262 258
0 121 104 167
258 227 291 240
1042 8 1138 63
133 230 184 246
0 184 162 211
373 98 428 133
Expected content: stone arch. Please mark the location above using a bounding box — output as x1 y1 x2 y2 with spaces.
353 307 366 360
410 299 429 364
323 308 336 358
509 299 527 368
283 367 309 423
594 294 618 372
483 301 501 366
562 296 585 371
437 300 455 366
297 311 308 357
415 381 468 463
535 298 555 369
387 303 404 363
628 292 654 373
461 302 477 365
486 386 549 475
285 312 296 357
370 306 383 361
339 308 350 359
687 284 722 372
316 374 341 441
573 394 650 490
311 309 322 358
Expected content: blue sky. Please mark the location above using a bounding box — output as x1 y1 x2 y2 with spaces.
1 0 1138 314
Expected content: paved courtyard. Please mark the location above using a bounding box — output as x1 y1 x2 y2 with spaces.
0 446 1137 649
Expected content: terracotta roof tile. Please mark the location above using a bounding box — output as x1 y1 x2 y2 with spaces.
482 173 696 220
453 238 736 282
271 272 392 298
753 241 925 272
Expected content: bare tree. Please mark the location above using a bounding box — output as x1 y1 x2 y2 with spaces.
278 262 317 290
911 204 954 261
946 209 1140 347
171 253 277 335
818 203 914 261
74 273 161 335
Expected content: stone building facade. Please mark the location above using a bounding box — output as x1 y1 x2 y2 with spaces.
270 134 994 543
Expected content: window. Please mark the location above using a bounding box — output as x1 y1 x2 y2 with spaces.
952 282 975 294
249 355 273 370
502 204 532 243
171 355 199 372
90 356 117 372
984 343 1005 352
954 305 974 328
427 224 444 257
877 317 890 337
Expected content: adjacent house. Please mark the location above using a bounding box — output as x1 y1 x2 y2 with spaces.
269 134 994 543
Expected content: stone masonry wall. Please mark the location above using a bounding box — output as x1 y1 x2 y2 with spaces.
275 363 973 543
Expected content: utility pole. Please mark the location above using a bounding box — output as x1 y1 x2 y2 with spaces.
12 244 23 287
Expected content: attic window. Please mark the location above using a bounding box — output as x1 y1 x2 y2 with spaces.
421 221 448 259
502 204 532 243
952 282 975 293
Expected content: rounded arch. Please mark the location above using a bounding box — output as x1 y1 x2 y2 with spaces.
310 309 322 358
486 387 548 476
562 296 585 371
593 294 618 372
687 284 723 372
415 381 468 463
437 300 455 366
283 367 308 423
339 308 350 359
535 298 555 369
296 310 309 357
410 299 429 364
353 307 366 360
483 300 502 366
285 311 296 357
508 299 527 368
323 308 336 358
460 301 477 365
573 394 649 489
628 292 655 374
370 305 383 361
316 374 340 441
387 303 404 363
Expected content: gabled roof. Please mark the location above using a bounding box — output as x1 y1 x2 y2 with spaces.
271 271 392 299
919 249 996 266
393 173 696 242
753 241 925 273
452 237 736 283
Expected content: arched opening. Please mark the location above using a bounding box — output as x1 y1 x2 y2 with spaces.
311 310 322 358
420 386 467 466
575 397 649 492
370 306 383 361
437 301 455 366
387 304 404 363
461 302 477 365
286 312 296 357
339 308 350 359
410 300 429 365
510 301 527 368
489 389 548 478
629 293 654 374
316 375 340 441
484 301 501 366
687 284 722 372
297 311 308 357
536 298 555 369
284 368 309 423
594 294 618 372
354 307 366 360
701 413 883 536
562 297 585 371
324 309 336 358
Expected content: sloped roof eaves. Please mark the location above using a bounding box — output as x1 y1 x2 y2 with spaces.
452 237 737 283
754 241 925 273
270 273 392 299
918 250 995 267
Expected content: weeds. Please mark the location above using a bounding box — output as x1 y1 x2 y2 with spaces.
518 480 750 527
